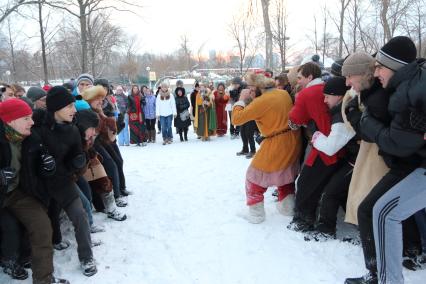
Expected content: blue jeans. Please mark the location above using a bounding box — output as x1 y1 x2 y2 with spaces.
118 113 129 146
160 115 173 141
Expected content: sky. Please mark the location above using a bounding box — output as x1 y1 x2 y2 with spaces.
108 0 326 57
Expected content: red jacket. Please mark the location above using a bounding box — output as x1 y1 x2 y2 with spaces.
289 82 339 167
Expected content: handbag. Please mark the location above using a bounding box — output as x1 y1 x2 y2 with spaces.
179 109 190 121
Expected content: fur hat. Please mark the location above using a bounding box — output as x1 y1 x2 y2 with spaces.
376 36 417 71
342 52 375 76
26 87 47 102
75 109 99 134
46 86 78 113
0 98 32 123
324 77 350 97
244 72 275 89
81 85 107 103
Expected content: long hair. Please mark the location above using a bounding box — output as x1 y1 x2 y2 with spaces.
131 85 140 96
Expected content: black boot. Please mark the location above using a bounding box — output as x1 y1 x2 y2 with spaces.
344 271 378 284
2 260 28 280
179 130 184 142
184 128 188 141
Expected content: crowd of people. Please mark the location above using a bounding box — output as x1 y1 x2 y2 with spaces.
232 36 426 284
0 35 425 284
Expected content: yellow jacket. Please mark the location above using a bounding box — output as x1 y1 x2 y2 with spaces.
232 89 301 172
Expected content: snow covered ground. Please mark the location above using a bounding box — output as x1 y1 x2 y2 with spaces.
2 132 426 284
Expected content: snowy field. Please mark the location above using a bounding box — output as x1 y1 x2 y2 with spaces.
2 132 426 284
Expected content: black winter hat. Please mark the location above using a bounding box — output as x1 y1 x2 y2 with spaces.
331 58 345 77
46 86 80 112
324 76 350 97
75 109 99 133
94 78 109 88
376 36 417 71
231 77 243 85
26 86 47 102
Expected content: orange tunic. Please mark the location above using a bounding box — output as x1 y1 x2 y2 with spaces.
232 89 301 173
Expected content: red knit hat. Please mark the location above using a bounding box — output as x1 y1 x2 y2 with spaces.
0 98 33 123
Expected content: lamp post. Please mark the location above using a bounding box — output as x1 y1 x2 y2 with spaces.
146 66 151 89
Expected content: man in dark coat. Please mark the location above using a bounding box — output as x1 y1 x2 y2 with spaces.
345 36 423 284
0 98 69 284
34 86 97 277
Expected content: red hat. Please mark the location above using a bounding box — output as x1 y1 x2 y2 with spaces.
0 98 33 123
42 84 52 92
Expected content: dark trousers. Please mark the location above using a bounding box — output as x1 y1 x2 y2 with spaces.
317 162 353 233
358 169 421 272
63 197 92 261
110 143 126 192
228 111 240 136
178 127 188 140
146 119 156 131
4 189 53 283
240 121 256 153
0 208 24 261
294 158 338 223
95 144 120 198
48 199 62 245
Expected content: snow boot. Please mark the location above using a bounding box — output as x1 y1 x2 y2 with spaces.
246 152 256 159
151 130 156 143
115 196 128 207
243 202 265 224
90 224 105 234
80 258 97 277
120 189 132 196
184 128 188 141
51 276 70 284
107 209 127 221
344 271 378 284
236 150 248 156
2 260 28 280
53 240 70 251
304 231 336 242
286 217 315 233
276 194 295 216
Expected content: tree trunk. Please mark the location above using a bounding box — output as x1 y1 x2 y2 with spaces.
79 2 88 73
38 1 49 84
380 0 391 43
261 0 273 69
353 0 357 52
338 1 345 57
7 19 16 82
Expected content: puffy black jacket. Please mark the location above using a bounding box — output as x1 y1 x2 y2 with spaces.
0 121 53 207
359 59 426 171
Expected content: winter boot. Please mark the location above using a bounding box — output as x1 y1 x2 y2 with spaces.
243 202 265 224
120 189 132 196
286 216 315 232
236 150 248 156
51 276 70 284
90 224 105 234
2 260 28 280
179 130 184 142
246 152 256 159
184 128 188 141
115 196 128 207
344 271 378 284
107 209 127 221
53 240 70 251
80 258 97 277
276 194 295 216
151 130 156 143
304 231 336 242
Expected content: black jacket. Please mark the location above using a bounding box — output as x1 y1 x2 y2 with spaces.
127 94 146 113
174 95 191 129
33 112 86 208
359 60 426 171
0 121 53 207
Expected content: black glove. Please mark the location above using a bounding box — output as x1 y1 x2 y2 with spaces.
41 154 56 172
0 167 17 187
409 110 426 132
345 98 362 129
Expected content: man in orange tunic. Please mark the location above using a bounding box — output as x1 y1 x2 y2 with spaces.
232 72 301 223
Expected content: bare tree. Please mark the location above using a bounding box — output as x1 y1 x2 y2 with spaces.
271 0 289 72
329 0 351 57
0 0 40 23
376 0 412 43
178 34 193 72
45 0 142 73
403 0 426 57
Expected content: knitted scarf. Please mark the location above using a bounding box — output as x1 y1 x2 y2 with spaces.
5 124 25 143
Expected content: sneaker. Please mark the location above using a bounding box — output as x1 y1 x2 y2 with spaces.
90 224 105 234
2 260 28 280
53 240 70 251
344 271 378 284
236 151 248 156
51 276 70 283
107 209 127 221
80 258 97 277
304 231 336 242
115 197 128 207
246 152 256 159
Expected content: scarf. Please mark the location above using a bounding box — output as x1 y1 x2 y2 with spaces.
5 124 25 143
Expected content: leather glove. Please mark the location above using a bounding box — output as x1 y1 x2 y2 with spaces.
41 154 56 172
345 98 362 129
0 167 17 187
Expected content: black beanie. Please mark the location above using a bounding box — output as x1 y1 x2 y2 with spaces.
324 76 350 97
331 58 345 77
376 36 417 71
75 109 99 134
46 86 78 112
